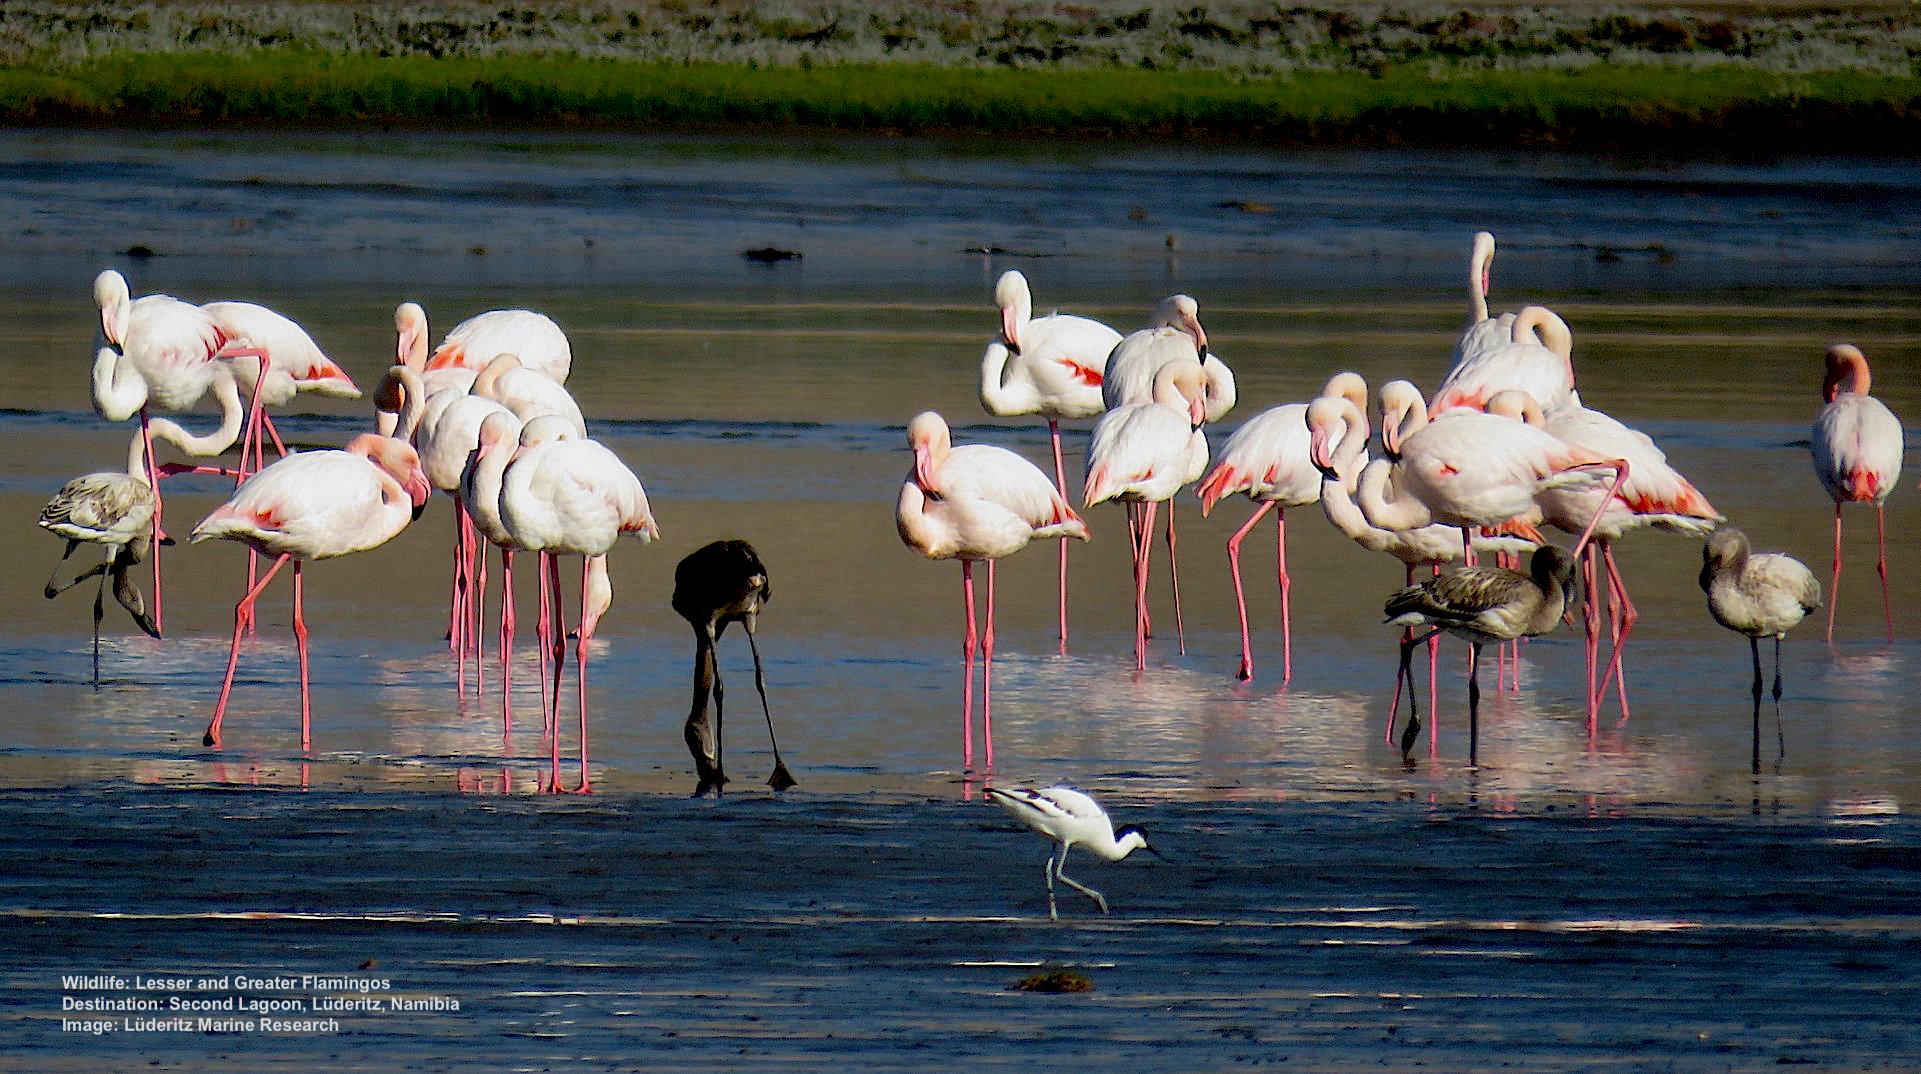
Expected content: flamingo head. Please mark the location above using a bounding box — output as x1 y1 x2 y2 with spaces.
474 410 524 460
93 269 131 347
906 411 951 491
1305 396 1347 477
514 414 576 459
1150 294 1208 359
1472 230 1496 299
394 302 428 369
993 270 1029 354
1823 344 1869 402
1150 359 1207 429
1378 380 1426 458
1322 371 1370 442
347 434 432 517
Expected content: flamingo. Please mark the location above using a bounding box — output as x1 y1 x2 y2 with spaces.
424 307 572 384
1431 305 1579 418
192 434 432 750
498 416 659 794
471 353 587 435
979 269 1121 646
1102 294 1235 642
39 432 171 684
1385 545 1577 766
1196 371 1368 683
91 269 260 632
379 303 479 438
199 300 361 472
460 410 528 735
896 411 1089 773
1362 380 1626 566
1486 389 1722 731
1452 230 1515 365
1084 361 1209 670
1701 527 1822 772
1308 393 1539 756
1811 344 1904 642
672 539 795 795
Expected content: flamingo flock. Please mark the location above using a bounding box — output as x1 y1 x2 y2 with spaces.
896 235 1905 774
39 232 1909 789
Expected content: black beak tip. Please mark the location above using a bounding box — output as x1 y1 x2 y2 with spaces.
159 536 177 547
42 586 58 600
1197 344 1210 361
201 732 217 748
136 616 162 640
411 503 427 521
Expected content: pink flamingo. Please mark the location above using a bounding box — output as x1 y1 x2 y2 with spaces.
979 270 1120 646
896 411 1089 773
498 417 659 794
1196 371 1368 683
1102 295 1235 643
200 301 361 472
91 270 261 634
1431 304 1579 418
1308 392 1539 756
1486 390 1721 731
1452 230 1515 365
1364 380 1623 564
1811 344 1904 642
463 410 530 736
424 308 572 384
192 434 431 750
380 303 479 439
1084 362 1209 670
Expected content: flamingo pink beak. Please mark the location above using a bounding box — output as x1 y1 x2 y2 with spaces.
1187 391 1206 428
999 307 1021 356
914 443 938 491
404 464 432 512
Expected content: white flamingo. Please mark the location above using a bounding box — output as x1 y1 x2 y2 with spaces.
896 411 1088 773
1811 344 1904 642
979 269 1120 646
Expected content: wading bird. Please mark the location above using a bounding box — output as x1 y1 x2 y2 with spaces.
1384 545 1577 766
1701 527 1822 772
1197 372 1368 683
896 411 1088 773
1810 344 1903 642
39 433 173 684
979 270 1120 647
984 785 1160 921
193 434 432 751
1085 362 1208 670
672 539 794 795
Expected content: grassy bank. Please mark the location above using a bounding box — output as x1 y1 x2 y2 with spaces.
1 52 1915 151
0 3 1915 149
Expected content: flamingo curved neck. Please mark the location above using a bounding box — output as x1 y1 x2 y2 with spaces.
147 369 244 458
1469 233 1494 325
1357 458 1433 532
978 343 1038 416
91 347 148 423
1825 351 1870 400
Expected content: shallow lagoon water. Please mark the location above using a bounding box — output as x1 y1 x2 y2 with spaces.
0 131 1918 1069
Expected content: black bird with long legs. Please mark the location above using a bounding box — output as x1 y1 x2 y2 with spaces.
673 539 795 795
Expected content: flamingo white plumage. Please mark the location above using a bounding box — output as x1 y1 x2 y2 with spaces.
192 434 432 750
425 308 572 384
1196 371 1368 683
498 416 659 794
1486 390 1722 731
1084 361 1209 671
979 269 1120 647
896 411 1088 774
200 300 361 471
1811 344 1904 643
1431 305 1579 418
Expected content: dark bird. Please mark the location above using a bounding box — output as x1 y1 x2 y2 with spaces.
672 539 794 795
39 443 166 686
1700 527 1822 772
1384 545 1577 765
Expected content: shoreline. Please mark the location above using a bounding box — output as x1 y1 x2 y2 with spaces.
2 56 1917 153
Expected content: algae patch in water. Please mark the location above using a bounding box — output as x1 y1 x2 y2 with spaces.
1010 969 1094 993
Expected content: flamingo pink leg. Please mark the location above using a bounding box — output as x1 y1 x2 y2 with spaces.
473 540 489 698
448 504 467 654
500 548 515 742
1582 541 1602 736
1048 417 1070 650
1828 503 1844 641
1276 508 1294 685
575 556 595 794
536 550 553 738
1165 498 1186 654
1135 502 1158 670
961 559 978 772
292 560 311 752
206 553 291 748
983 558 996 772
1597 541 1637 722
260 411 288 459
545 551 566 793
1427 562 1440 761
1565 458 1632 561
141 410 164 635
1876 503 1893 642
1226 500 1276 681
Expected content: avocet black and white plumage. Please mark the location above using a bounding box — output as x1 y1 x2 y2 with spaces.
1383 544 1576 765
985 785 1160 920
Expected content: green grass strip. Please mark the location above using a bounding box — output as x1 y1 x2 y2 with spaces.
1 53 1915 150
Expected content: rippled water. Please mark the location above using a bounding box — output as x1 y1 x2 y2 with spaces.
1 131 1918 1069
